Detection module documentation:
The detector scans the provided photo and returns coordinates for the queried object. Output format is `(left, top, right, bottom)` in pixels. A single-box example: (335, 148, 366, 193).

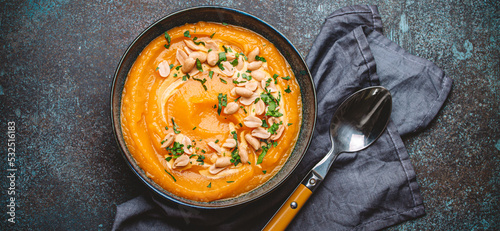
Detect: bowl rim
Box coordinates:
(110, 5, 317, 209)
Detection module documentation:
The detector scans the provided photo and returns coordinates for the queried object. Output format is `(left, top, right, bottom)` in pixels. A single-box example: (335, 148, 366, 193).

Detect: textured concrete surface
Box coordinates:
(0, 0, 498, 230)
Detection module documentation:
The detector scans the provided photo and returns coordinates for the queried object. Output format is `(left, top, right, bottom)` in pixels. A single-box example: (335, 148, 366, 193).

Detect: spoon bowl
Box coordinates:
(264, 86, 392, 231)
(331, 86, 392, 155)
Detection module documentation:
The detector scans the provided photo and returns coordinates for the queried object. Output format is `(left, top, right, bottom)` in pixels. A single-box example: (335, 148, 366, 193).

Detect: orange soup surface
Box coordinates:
(121, 22, 302, 202)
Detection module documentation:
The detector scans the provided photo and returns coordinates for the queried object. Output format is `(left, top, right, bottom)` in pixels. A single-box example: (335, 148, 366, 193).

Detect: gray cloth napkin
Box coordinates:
(113, 5, 452, 230)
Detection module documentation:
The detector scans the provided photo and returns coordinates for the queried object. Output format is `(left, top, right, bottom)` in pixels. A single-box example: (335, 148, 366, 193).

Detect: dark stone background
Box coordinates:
(0, 0, 498, 230)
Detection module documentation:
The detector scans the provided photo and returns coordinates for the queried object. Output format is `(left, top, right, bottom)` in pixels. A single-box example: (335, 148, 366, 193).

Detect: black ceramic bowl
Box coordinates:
(111, 6, 317, 208)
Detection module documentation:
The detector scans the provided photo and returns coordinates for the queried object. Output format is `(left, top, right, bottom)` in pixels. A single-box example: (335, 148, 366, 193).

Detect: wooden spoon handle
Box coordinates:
(263, 183, 313, 231)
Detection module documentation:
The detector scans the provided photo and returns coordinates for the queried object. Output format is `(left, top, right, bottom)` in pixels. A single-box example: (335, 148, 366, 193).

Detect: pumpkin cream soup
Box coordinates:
(121, 22, 302, 202)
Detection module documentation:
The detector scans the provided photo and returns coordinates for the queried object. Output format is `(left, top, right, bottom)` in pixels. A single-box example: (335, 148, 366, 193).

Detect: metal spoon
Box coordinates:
(263, 86, 392, 231)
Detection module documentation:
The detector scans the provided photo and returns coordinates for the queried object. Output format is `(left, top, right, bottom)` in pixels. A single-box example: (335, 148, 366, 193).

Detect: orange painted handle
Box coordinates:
(263, 184, 313, 231)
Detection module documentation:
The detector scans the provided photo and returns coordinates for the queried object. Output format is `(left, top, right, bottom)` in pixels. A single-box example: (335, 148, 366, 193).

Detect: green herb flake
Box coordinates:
(261, 119, 269, 128)
(242, 73, 252, 81)
(167, 141, 184, 155)
(222, 22, 228, 26)
(217, 93, 228, 115)
(257, 147, 268, 165)
(282, 76, 291, 80)
(165, 157, 172, 162)
(226, 181, 234, 183)
(193, 37, 205, 46)
(165, 169, 177, 182)
(169, 64, 174, 69)
(209, 70, 214, 79)
(196, 58, 203, 72)
(285, 85, 291, 93)
(218, 52, 227, 62)
(184, 30, 191, 38)
(193, 76, 208, 91)
(219, 77, 227, 84)
(165, 126, 169, 130)
(215, 139, 219, 143)
(272, 74, 279, 84)
(255, 55, 267, 62)
(210, 32, 216, 38)
(262, 170, 267, 174)
(207, 182, 212, 188)
(175, 65, 182, 70)
(268, 121, 283, 134)
(171, 118, 181, 134)
(192, 126, 197, 130)
(164, 32, 171, 49)
(230, 58, 239, 67)
(287, 123, 293, 126)
(155, 66, 160, 71)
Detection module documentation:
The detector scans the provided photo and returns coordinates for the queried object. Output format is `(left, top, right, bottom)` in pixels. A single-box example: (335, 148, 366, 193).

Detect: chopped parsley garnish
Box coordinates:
(282, 76, 291, 80)
(257, 144, 270, 165)
(196, 154, 205, 165)
(165, 156, 172, 162)
(217, 93, 228, 115)
(193, 76, 208, 91)
(166, 141, 184, 155)
(165, 126, 169, 130)
(169, 64, 174, 69)
(265, 78, 272, 88)
(196, 58, 203, 72)
(164, 32, 171, 49)
(234, 96, 241, 102)
(171, 118, 181, 134)
(242, 73, 252, 81)
(222, 22, 228, 26)
(219, 77, 227, 84)
(173, 73, 178, 77)
(262, 170, 267, 174)
(261, 92, 283, 117)
(230, 148, 241, 166)
(207, 182, 212, 188)
(182, 74, 190, 81)
(214, 139, 219, 143)
(226, 181, 234, 183)
(230, 58, 239, 67)
(255, 55, 267, 62)
(287, 123, 293, 126)
(165, 170, 176, 182)
(233, 80, 246, 84)
(272, 74, 279, 84)
(229, 131, 241, 166)
(155, 66, 160, 71)
(193, 37, 205, 46)
(192, 126, 197, 130)
(218, 52, 227, 62)
(261, 119, 269, 128)
(285, 85, 291, 93)
(209, 70, 214, 79)
(175, 65, 182, 70)
(184, 30, 191, 38)
(210, 32, 216, 38)
(268, 121, 283, 134)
